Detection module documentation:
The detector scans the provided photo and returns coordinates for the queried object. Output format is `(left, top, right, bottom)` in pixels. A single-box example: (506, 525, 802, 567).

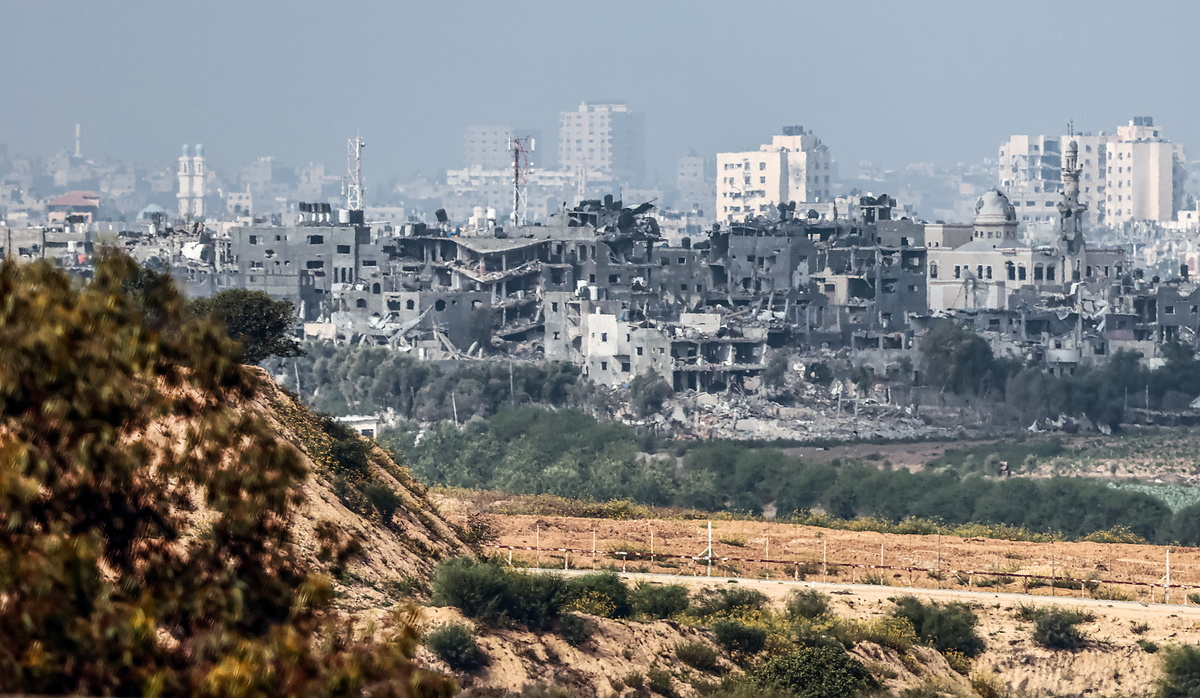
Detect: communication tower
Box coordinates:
(509, 135, 533, 226)
(344, 136, 365, 210)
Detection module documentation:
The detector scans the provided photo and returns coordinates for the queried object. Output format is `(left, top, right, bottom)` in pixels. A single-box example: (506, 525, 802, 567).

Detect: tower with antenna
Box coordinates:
(509, 135, 533, 226)
(344, 136, 365, 211)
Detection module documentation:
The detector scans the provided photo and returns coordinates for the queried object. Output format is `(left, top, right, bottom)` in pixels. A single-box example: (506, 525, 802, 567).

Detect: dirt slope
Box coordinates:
(248, 371, 474, 608)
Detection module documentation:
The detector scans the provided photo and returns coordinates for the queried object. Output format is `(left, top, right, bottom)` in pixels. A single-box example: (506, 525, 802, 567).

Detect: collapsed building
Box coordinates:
(11, 135, 1199, 396)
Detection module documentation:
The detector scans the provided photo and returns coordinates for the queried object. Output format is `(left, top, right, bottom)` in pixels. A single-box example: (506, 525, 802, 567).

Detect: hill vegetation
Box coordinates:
(0, 254, 459, 696)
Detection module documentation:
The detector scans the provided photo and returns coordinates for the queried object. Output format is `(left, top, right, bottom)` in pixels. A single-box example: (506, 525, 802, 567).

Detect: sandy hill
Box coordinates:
(244, 369, 474, 607)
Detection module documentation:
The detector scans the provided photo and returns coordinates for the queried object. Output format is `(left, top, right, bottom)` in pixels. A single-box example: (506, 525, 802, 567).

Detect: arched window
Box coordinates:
(1006, 262, 1015, 281)
(355, 298, 367, 308)
(406, 299, 415, 310)
(372, 282, 381, 294)
(1034, 264, 1044, 281)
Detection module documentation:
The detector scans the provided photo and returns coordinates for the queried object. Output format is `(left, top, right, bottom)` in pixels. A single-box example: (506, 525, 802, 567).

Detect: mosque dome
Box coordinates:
(974, 188, 1017, 224)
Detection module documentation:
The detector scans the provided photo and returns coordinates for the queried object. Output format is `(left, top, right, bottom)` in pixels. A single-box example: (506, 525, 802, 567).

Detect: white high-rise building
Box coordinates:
(1105, 117, 1186, 224)
(998, 117, 1185, 227)
(558, 102, 645, 187)
(715, 126, 832, 224)
(176, 144, 206, 219)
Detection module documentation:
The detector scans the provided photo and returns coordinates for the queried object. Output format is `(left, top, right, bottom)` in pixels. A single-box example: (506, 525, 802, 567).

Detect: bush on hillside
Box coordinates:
(786, 588, 832, 620)
(0, 253, 452, 695)
(711, 619, 767, 659)
(565, 571, 631, 618)
(430, 557, 568, 630)
(675, 641, 720, 673)
(693, 586, 768, 617)
(749, 645, 878, 698)
(1157, 644, 1200, 697)
(891, 596, 984, 657)
(556, 613, 593, 646)
(631, 582, 690, 619)
(1031, 609, 1089, 650)
(425, 623, 486, 671)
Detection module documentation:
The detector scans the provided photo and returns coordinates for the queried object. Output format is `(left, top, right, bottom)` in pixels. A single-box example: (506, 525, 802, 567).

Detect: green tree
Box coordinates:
(629, 371, 673, 417)
(0, 254, 453, 696)
(920, 320, 1000, 395)
(191, 288, 303, 364)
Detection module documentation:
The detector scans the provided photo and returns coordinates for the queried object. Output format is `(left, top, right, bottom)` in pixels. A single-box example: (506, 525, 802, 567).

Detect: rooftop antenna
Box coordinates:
(509, 135, 533, 226)
(345, 135, 365, 210)
(1067, 119, 1075, 139)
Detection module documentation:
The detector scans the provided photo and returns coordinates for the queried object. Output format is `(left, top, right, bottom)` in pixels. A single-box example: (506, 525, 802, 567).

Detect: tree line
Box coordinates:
(391, 406, 1200, 544)
(921, 320, 1200, 429)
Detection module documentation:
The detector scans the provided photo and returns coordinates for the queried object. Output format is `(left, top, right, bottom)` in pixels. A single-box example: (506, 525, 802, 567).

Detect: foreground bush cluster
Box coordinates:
(0, 255, 455, 696)
(428, 558, 999, 695)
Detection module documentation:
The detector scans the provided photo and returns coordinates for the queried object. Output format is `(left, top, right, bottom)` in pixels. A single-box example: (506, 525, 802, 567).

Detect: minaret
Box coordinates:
(1057, 128, 1088, 237)
(192, 144, 206, 219)
(1056, 124, 1089, 276)
(177, 144, 193, 218)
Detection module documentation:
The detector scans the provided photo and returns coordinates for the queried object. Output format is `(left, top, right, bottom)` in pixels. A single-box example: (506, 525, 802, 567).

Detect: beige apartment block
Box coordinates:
(716, 127, 832, 224)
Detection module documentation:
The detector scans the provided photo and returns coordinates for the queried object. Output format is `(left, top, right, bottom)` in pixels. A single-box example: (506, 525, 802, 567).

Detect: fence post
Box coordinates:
(536, 524, 540, 567)
(1166, 548, 1172, 605)
(936, 533, 942, 589)
(592, 528, 597, 570)
(823, 539, 828, 583)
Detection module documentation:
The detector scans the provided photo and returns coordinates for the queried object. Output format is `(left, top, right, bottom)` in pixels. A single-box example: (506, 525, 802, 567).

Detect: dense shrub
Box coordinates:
(556, 613, 593, 646)
(646, 668, 676, 697)
(1031, 609, 1089, 650)
(786, 589, 831, 620)
(1157, 644, 1200, 697)
(565, 571, 631, 618)
(362, 481, 402, 524)
(749, 645, 878, 698)
(891, 596, 984, 657)
(693, 586, 768, 617)
(430, 557, 568, 630)
(711, 619, 767, 659)
(425, 623, 486, 671)
(0, 254, 452, 695)
(675, 641, 720, 672)
(631, 582, 690, 619)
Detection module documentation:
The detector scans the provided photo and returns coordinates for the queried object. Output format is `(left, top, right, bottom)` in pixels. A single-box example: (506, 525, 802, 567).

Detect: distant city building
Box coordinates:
(177, 144, 207, 219)
(47, 190, 99, 227)
(675, 153, 715, 213)
(557, 102, 645, 187)
(464, 126, 520, 171)
(716, 126, 833, 224)
(998, 117, 1186, 227)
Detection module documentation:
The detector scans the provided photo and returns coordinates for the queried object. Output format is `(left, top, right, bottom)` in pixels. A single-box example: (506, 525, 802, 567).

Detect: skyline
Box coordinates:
(2, 1, 1196, 186)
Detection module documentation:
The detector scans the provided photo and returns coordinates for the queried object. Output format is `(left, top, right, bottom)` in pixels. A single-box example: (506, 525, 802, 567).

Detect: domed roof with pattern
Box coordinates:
(974, 188, 1016, 224)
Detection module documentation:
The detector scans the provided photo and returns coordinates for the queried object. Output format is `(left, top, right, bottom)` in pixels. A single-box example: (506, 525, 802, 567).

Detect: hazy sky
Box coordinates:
(3, 1, 1197, 187)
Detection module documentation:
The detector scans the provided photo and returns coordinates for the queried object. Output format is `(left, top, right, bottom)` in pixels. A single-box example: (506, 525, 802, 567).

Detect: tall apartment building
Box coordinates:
(464, 126, 517, 171)
(675, 153, 715, 212)
(715, 126, 832, 225)
(558, 102, 645, 186)
(998, 117, 1185, 226)
(1105, 117, 1187, 224)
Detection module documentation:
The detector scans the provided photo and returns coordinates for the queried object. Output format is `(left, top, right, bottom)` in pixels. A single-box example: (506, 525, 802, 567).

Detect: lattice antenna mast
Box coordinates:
(509, 135, 533, 226)
(345, 135, 365, 210)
